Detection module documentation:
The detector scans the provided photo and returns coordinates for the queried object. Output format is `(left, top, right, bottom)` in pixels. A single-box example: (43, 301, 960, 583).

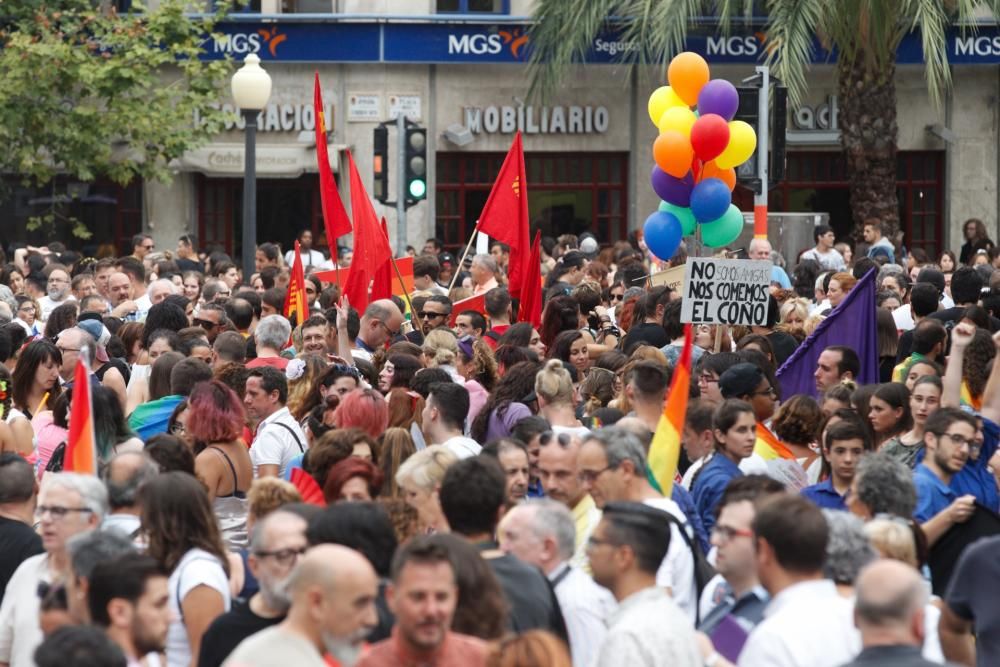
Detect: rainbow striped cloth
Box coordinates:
(648, 323, 693, 496)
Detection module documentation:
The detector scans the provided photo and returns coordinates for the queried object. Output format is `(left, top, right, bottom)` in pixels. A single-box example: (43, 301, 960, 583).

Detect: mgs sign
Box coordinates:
(209, 27, 287, 57)
(706, 35, 762, 57)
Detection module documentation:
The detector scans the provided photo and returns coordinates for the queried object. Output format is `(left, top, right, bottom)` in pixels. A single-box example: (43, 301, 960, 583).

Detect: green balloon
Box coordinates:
(701, 204, 745, 247)
(658, 201, 697, 236)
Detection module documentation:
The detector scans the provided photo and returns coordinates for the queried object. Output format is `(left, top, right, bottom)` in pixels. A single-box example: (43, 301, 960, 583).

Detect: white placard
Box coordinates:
(680, 258, 772, 325)
(476, 231, 490, 255)
(347, 93, 381, 122)
(389, 94, 422, 121)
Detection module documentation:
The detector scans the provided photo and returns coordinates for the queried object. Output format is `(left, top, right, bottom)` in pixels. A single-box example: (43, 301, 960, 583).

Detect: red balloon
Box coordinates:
(690, 114, 730, 162)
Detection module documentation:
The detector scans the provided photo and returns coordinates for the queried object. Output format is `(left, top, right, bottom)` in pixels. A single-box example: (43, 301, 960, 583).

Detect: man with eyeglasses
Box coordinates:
(38, 265, 74, 322)
(354, 299, 404, 363)
(199, 510, 308, 667)
(195, 303, 229, 345)
(577, 427, 700, 622)
(913, 407, 978, 544)
(130, 233, 155, 262)
(418, 295, 451, 336)
(693, 476, 782, 648)
(587, 502, 702, 667)
(0, 473, 107, 667)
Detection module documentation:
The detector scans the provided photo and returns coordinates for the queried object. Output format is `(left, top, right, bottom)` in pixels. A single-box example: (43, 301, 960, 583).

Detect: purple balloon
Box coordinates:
(698, 79, 739, 121)
(650, 166, 694, 207)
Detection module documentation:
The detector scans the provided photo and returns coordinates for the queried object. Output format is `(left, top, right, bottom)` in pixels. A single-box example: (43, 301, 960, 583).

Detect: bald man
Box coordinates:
(841, 559, 942, 667)
(748, 238, 790, 289)
(223, 544, 378, 667)
(353, 299, 404, 362)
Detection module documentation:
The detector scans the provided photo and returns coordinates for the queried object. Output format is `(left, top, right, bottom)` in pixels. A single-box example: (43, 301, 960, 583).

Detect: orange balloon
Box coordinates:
(653, 131, 694, 178)
(702, 160, 736, 190)
(667, 52, 710, 106)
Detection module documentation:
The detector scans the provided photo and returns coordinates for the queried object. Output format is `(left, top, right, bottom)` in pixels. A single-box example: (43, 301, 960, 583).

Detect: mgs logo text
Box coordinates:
(447, 28, 529, 58)
(211, 27, 287, 57)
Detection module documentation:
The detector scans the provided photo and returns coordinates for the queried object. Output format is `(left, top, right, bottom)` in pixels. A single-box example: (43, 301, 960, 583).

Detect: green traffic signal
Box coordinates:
(408, 179, 427, 198)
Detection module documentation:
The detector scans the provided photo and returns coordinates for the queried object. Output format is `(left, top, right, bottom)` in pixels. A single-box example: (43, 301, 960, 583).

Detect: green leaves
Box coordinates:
(0, 0, 232, 188)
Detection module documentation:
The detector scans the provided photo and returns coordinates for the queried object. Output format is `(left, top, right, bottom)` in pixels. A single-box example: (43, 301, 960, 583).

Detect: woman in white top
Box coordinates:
(140, 472, 231, 667)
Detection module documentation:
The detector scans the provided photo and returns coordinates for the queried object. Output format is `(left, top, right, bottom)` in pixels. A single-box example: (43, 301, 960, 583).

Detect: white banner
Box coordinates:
(680, 258, 772, 326)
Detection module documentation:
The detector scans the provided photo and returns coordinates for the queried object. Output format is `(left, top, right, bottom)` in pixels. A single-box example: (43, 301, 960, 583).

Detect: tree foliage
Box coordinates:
(0, 0, 233, 190)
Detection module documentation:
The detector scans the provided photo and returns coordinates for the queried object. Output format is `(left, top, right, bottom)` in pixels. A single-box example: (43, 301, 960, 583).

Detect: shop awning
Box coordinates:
(173, 142, 347, 178)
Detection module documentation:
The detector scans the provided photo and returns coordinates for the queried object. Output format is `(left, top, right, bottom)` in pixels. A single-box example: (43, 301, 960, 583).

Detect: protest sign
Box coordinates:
(680, 258, 771, 325)
(649, 265, 686, 292)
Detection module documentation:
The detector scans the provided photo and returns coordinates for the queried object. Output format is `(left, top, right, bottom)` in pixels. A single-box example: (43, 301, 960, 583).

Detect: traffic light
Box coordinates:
(372, 125, 388, 203)
(733, 85, 787, 194)
(404, 125, 427, 207)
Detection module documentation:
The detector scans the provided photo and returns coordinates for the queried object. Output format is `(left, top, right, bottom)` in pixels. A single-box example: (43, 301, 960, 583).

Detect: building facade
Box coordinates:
(7, 1, 1000, 260)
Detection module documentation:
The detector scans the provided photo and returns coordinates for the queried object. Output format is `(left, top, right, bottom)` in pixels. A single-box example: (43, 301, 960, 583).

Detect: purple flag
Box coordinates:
(776, 268, 878, 397)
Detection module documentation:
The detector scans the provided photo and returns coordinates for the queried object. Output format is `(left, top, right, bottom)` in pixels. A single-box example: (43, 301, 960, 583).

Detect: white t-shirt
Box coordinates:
(167, 549, 231, 667)
(0, 553, 49, 667)
(251, 407, 308, 477)
(38, 294, 75, 321)
(644, 497, 697, 623)
(441, 435, 482, 459)
(800, 247, 846, 272)
(284, 248, 329, 270)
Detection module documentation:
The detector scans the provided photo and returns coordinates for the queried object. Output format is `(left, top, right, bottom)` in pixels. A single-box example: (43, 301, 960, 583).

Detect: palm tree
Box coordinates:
(528, 0, 997, 240)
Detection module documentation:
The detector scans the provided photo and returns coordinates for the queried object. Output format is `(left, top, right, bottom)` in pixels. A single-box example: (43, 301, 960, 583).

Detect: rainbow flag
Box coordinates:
(754, 421, 796, 460)
(65, 355, 97, 474)
(284, 239, 308, 326)
(648, 323, 693, 496)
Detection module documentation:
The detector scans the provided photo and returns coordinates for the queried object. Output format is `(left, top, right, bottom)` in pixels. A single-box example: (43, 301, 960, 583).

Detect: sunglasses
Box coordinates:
(419, 311, 447, 319)
(610, 293, 624, 302)
(539, 431, 572, 448)
(194, 318, 219, 329)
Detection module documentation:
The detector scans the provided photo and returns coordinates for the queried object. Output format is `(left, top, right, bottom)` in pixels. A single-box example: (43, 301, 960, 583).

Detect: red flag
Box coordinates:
(371, 218, 393, 302)
(517, 231, 543, 329)
(65, 356, 97, 474)
(343, 151, 392, 311)
(283, 240, 308, 326)
(476, 132, 530, 299)
(449, 293, 487, 327)
(314, 73, 352, 243)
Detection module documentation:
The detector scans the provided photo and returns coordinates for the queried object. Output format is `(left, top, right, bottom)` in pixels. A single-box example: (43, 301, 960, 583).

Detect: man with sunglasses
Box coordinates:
(913, 407, 978, 544)
(130, 234, 154, 262)
(354, 299, 404, 363)
(199, 510, 308, 667)
(418, 295, 451, 336)
(195, 303, 229, 344)
(0, 473, 107, 667)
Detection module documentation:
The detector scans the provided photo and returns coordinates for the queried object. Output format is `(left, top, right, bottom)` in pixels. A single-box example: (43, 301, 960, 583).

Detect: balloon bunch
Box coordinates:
(643, 52, 758, 262)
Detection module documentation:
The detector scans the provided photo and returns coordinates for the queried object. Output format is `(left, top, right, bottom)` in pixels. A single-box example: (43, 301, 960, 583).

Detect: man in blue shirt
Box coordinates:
(913, 407, 977, 545)
(802, 420, 870, 511)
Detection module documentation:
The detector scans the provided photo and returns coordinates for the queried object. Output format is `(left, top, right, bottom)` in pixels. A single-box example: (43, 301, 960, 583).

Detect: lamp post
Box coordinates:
(231, 54, 272, 285)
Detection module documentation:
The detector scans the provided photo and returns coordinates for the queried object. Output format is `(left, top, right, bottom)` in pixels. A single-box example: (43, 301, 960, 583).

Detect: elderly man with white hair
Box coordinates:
(0, 473, 108, 667)
(748, 238, 791, 289)
(470, 253, 499, 296)
(499, 499, 616, 667)
(247, 314, 292, 371)
(136, 278, 178, 321)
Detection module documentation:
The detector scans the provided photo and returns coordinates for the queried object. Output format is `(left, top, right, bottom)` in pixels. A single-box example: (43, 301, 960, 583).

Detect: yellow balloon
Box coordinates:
(647, 86, 686, 126)
(714, 120, 757, 169)
(657, 106, 697, 137)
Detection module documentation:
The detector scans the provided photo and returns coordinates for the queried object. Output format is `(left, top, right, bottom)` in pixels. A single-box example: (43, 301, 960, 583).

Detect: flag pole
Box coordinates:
(388, 255, 415, 318)
(448, 225, 479, 293)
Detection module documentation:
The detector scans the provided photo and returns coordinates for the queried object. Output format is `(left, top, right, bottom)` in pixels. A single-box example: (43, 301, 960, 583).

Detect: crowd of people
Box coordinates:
(0, 220, 999, 667)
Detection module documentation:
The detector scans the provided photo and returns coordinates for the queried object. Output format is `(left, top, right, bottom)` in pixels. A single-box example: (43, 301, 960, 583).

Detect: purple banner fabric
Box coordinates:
(776, 268, 878, 397)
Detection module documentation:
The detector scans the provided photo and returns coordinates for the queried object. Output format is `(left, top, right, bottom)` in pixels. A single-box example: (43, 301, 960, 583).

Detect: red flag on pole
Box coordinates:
(314, 73, 351, 244)
(343, 151, 392, 311)
(518, 231, 543, 329)
(64, 355, 97, 475)
(283, 240, 308, 326)
(371, 218, 393, 302)
(476, 132, 530, 299)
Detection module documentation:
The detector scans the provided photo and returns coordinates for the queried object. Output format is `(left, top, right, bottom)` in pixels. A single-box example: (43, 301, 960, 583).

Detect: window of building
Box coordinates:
(436, 0, 509, 14)
(767, 150, 944, 258)
(197, 174, 332, 257)
(436, 152, 627, 250)
(0, 178, 142, 256)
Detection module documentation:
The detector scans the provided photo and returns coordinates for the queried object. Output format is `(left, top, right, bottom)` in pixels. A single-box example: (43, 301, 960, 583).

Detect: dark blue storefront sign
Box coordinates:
(203, 19, 1000, 66)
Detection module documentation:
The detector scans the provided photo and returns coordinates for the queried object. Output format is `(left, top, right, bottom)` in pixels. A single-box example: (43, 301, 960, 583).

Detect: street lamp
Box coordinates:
(231, 53, 272, 285)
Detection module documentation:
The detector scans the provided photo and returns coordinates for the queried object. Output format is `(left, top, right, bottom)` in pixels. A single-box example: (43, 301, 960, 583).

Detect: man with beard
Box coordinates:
(223, 544, 378, 667)
(199, 511, 308, 667)
(87, 553, 171, 666)
(38, 265, 74, 321)
(913, 407, 978, 545)
(356, 536, 487, 667)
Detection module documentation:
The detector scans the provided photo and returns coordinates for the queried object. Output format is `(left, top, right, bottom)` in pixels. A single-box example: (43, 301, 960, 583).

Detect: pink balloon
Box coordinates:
(690, 114, 730, 162)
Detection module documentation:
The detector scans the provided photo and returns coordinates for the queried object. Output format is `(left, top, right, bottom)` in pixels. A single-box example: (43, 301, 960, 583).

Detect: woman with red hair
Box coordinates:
(323, 457, 384, 503)
(188, 379, 253, 548)
(332, 388, 388, 440)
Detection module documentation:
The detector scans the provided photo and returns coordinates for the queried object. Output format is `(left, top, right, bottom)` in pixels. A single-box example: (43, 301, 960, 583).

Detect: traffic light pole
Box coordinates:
(753, 65, 769, 239)
(395, 113, 407, 257)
